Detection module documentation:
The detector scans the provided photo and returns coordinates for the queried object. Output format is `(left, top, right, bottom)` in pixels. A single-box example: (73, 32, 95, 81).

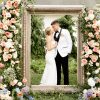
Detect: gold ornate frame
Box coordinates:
(22, 4, 84, 92)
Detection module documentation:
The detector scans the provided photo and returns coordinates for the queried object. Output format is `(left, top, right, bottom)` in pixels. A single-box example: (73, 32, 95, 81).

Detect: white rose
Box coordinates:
(87, 72, 91, 75)
(87, 49, 93, 54)
(88, 14, 95, 20)
(8, 33, 13, 38)
(5, 41, 13, 48)
(83, 89, 87, 94)
(15, 12, 19, 17)
(17, 82, 22, 86)
(10, 25, 16, 29)
(96, 62, 99, 66)
(13, 52, 17, 59)
(2, 19, 10, 26)
(11, 60, 15, 65)
(88, 77, 95, 87)
(6, 12, 11, 18)
(10, 48, 16, 52)
(0, 29, 4, 34)
(19, 44, 22, 48)
(94, 69, 99, 74)
(95, 42, 99, 46)
(97, 20, 100, 26)
(14, 30, 19, 34)
(3, 84, 7, 88)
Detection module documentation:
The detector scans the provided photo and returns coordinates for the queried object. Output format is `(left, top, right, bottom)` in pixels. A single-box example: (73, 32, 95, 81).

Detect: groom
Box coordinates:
(51, 20, 72, 85)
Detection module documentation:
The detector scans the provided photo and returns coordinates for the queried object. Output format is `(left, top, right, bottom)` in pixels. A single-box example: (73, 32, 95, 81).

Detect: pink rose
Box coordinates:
(88, 40, 95, 47)
(84, 54, 89, 58)
(13, 1, 19, 8)
(5, 0, 13, 9)
(93, 58, 98, 63)
(84, 46, 89, 51)
(10, 79, 18, 86)
(93, 47, 99, 53)
(95, 32, 99, 35)
(0, 22, 3, 29)
(5, 32, 13, 38)
(0, 63, 5, 68)
(3, 48, 9, 53)
(88, 10, 94, 14)
(8, 54, 12, 59)
(81, 59, 87, 66)
(96, 34, 100, 39)
(90, 55, 98, 62)
(3, 25, 8, 30)
(22, 78, 27, 84)
(10, 18, 16, 24)
(0, 41, 6, 47)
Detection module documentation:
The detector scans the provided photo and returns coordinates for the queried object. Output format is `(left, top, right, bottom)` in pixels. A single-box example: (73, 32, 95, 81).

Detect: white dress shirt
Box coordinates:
(57, 28, 72, 57)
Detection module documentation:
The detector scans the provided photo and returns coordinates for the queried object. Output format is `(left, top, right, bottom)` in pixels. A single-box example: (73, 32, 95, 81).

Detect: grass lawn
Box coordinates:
(31, 57, 77, 85)
(33, 93, 79, 100)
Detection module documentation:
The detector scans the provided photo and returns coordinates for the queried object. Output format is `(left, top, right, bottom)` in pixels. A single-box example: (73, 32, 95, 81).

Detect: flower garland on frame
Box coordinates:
(80, 8, 100, 99)
(0, 0, 34, 99)
(0, 0, 22, 83)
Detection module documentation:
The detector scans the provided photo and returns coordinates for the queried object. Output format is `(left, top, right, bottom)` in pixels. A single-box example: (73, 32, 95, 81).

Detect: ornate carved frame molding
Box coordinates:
(22, 4, 84, 92)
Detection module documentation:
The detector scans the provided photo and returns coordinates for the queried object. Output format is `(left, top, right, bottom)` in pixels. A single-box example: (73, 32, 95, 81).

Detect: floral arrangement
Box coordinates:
(0, 76, 34, 100)
(0, 0, 22, 83)
(0, 0, 34, 99)
(80, 8, 100, 100)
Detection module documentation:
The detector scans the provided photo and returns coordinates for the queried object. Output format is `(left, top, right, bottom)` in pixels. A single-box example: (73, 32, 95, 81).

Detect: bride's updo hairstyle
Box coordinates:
(45, 27, 52, 36)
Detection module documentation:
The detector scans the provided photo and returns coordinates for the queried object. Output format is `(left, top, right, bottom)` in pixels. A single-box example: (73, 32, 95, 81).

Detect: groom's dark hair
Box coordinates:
(51, 20, 59, 25)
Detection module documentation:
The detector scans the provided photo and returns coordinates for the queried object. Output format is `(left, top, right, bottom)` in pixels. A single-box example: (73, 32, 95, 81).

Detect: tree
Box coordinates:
(31, 15, 45, 58)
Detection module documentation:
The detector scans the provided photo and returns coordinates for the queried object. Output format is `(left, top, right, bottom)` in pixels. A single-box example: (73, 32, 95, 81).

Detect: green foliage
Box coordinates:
(31, 58, 45, 74)
(32, 92, 79, 100)
(31, 15, 45, 58)
(58, 15, 77, 58)
(3, 67, 16, 85)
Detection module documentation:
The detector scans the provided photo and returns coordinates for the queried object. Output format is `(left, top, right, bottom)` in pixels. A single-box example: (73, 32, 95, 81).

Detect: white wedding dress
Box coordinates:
(40, 41, 57, 85)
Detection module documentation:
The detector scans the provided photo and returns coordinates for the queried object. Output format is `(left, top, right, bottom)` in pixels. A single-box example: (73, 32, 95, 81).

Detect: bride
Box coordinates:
(40, 27, 57, 85)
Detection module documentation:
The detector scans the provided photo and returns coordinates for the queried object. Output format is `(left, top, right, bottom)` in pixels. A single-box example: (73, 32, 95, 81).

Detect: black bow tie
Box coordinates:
(54, 28, 62, 42)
